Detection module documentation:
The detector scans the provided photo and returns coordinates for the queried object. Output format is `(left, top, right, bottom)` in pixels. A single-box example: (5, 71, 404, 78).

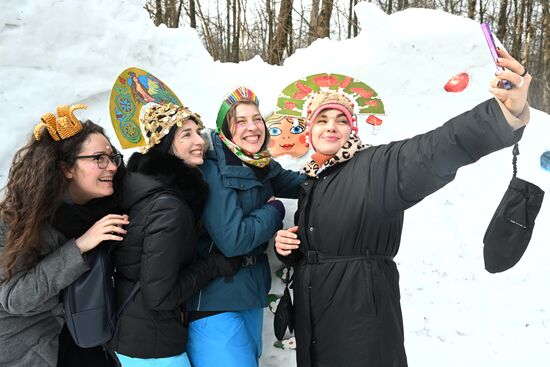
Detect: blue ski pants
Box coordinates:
(187, 308, 263, 367)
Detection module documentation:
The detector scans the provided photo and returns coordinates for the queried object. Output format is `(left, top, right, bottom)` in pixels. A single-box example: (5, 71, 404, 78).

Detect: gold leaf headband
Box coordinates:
(139, 102, 204, 153)
(33, 104, 87, 141)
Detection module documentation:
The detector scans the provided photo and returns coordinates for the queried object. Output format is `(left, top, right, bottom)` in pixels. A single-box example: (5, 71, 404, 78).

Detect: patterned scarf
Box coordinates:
(218, 131, 272, 168)
(302, 131, 369, 177)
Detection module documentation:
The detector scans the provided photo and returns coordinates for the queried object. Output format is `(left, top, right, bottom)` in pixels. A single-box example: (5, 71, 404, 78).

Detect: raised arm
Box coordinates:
(364, 51, 530, 216)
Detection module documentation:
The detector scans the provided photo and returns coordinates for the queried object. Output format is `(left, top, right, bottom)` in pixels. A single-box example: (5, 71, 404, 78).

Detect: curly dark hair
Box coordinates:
(0, 121, 124, 281)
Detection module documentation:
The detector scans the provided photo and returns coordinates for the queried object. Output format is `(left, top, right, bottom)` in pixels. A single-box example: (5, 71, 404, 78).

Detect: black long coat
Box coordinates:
(282, 99, 523, 367)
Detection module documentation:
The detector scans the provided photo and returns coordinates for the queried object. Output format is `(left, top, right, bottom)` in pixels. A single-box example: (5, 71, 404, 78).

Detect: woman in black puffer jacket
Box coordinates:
(111, 103, 242, 367)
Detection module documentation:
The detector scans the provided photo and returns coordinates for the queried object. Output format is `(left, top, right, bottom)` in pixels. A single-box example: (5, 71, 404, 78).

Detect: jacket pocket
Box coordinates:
(361, 261, 377, 316)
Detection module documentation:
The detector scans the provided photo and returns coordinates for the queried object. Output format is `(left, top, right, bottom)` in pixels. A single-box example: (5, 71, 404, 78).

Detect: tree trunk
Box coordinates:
(226, 0, 231, 61)
(522, 0, 533, 66)
(387, 0, 393, 14)
(468, 0, 476, 19)
(155, 0, 163, 26)
(543, 0, 550, 112)
(316, 0, 334, 38)
(267, 0, 274, 55)
(287, 4, 294, 57)
(268, 0, 293, 64)
(189, 0, 197, 28)
(348, 0, 353, 38)
(347, 0, 358, 38)
(175, 0, 184, 27)
(478, 0, 485, 23)
(511, 0, 525, 59)
(496, 0, 508, 41)
(231, 0, 240, 62)
(165, 0, 178, 27)
(309, 0, 320, 43)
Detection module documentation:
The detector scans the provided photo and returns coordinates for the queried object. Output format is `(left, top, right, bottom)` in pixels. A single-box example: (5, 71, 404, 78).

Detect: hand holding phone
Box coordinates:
(481, 23, 512, 90)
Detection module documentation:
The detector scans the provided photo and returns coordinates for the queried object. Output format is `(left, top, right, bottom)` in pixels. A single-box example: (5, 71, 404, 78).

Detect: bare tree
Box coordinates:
(522, 0, 534, 66)
(231, 0, 241, 62)
(347, 0, 359, 38)
(467, 0, 476, 19)
(396, 0, 406, 11)
(309, 0, 321, 42)
(142, 0, 550, 115)
(316, 0, 335, 38)
(511, 0, 525, 58)
(268, 0, 294, 64)
(188, 0, 197, 28)
(266, 0, 275, 54)
(496, 0, 508, 41)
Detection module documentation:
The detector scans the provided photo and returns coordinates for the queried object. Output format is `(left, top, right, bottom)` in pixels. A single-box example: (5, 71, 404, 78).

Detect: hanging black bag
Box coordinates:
(483, 143, 545, 273)
(274, 266, 295, 341)
(63, 243, 140, 348)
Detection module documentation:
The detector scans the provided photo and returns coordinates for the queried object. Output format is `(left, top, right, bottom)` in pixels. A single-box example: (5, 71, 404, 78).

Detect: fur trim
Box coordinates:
(127, 151, 209, 219)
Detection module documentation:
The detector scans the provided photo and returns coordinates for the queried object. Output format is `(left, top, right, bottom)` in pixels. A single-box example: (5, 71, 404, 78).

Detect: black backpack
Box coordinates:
(62, 243, 139, 348)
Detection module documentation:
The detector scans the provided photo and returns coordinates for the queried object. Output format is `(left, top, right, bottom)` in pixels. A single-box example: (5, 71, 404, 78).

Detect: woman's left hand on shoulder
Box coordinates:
(489, 48, 531, 126)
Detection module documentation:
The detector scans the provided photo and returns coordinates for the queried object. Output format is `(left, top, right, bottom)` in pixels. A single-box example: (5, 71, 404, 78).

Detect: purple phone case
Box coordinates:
(481, 23, 512, 90)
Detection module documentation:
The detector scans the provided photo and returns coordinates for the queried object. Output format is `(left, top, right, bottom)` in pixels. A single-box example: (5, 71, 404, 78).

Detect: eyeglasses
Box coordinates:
(74, 153, 123, 169)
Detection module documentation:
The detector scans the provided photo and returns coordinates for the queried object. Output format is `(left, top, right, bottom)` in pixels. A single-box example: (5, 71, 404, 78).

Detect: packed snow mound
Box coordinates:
(1, 1, 549, 366)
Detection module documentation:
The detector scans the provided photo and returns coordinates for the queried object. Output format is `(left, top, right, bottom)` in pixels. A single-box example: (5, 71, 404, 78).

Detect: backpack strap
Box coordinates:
(117, 281, 140, 319)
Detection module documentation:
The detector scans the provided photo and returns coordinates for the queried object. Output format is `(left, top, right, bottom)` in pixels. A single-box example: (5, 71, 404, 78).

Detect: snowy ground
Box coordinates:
(1, 1, 549, 366)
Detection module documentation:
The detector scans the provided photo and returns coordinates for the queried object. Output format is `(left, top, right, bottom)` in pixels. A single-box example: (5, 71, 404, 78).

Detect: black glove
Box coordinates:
(206, 252, 242, 278)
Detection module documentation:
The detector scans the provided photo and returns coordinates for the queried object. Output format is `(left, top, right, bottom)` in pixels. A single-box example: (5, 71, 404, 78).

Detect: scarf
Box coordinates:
(52, 196, 119, 238)
(218, 131, 271, 168)
(302, 131, 369, 177)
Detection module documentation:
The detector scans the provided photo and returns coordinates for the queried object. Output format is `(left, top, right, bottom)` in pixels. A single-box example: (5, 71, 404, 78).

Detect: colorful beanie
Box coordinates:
(139, 102, 203, 153)
(215, 86, 260, 131)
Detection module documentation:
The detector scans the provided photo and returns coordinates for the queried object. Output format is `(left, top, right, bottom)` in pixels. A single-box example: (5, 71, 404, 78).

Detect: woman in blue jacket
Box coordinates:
(187, 87, 304, 367)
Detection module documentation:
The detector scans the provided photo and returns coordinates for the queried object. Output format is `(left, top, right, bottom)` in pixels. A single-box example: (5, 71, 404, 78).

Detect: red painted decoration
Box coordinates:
(444, 72, 469, 92)
(285, 101, 297, 110)
(350, 88, 373, 99)
(366, 115, 383, 126)
(313, 75, 339, 87)
(340, 77, 352, 89)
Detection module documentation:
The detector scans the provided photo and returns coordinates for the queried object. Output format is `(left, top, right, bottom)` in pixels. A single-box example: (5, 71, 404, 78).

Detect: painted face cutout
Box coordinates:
(266, 115, 309, 158)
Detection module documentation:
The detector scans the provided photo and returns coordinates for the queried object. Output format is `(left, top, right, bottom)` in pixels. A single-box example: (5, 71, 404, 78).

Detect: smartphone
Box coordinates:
(481, 23, 512, 90)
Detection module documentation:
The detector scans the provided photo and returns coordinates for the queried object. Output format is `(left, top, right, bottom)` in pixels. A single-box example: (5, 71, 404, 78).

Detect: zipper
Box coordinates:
(196, 241, 214, 310)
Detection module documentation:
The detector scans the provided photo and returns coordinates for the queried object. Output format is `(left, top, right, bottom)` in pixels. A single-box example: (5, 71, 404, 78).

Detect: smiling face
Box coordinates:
(171, 119, 205, 166)
(267, 115, 309, 158)
(64, 133, 118, 204)
(310, 108, 352, 155)
(229, 103, 266, 154)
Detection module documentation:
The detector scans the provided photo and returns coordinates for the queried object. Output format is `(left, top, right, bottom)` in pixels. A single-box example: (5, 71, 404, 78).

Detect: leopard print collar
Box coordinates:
(302, 132, 369, 177)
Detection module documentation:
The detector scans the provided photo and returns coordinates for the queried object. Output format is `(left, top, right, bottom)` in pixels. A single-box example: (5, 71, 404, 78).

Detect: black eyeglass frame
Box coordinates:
(74, 153, 124, 169)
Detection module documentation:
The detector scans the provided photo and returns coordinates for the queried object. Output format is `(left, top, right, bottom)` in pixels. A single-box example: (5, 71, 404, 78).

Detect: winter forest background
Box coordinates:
(1, 0, 550, 366)
(150, 0, 550, 114)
